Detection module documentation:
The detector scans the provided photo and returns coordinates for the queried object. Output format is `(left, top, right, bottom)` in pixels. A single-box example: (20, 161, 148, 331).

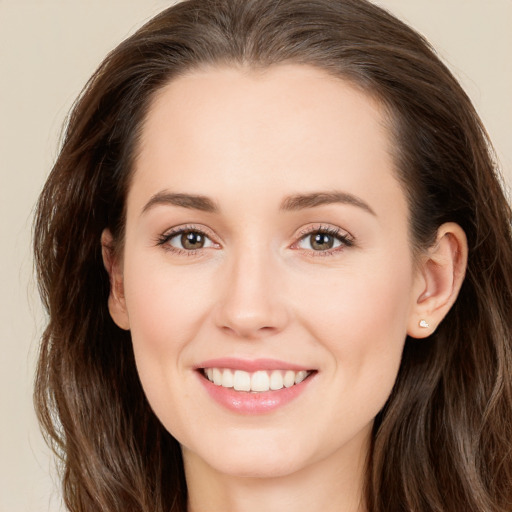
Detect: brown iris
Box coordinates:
(181, 231, 205, 250)
(310, 233, 335, 250)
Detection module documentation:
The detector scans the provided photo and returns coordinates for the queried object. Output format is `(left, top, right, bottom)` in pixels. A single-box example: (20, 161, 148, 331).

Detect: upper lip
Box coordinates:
(195, 357, 314, 372)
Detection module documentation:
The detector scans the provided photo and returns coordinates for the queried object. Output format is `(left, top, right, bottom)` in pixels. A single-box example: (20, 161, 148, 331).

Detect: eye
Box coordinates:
(157, 227, 217, 252)
(171, 230, 210, 250)
(295, 226, 353, 253)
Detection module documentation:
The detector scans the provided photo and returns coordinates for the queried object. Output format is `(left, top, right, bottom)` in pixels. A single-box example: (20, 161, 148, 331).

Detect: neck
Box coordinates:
(183, 430, 369, 512)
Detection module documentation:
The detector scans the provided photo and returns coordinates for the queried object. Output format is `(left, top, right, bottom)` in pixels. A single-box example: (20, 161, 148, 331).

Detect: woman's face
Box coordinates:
(113, 65, 425, 479)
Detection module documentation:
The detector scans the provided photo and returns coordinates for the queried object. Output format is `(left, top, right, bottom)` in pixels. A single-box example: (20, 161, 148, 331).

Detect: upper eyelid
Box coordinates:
(162, 224, 217, 239)
(296, 224, 353, 240)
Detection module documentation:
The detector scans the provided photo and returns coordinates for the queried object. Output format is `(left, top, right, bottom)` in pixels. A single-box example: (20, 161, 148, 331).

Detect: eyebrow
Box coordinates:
(280, 191, 376, 215)
(141, 190, 375, 216)
(141, 192, 219, 214)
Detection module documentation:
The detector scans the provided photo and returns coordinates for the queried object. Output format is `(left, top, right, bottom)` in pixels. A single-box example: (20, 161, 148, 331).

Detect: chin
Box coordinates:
(182, 432, 314, 480)
(209, 452, 307, 479)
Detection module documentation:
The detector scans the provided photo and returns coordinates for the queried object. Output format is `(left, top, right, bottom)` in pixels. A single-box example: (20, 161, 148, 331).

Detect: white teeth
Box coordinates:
(221, 369, 234, 388)
(295, 370, 308, 384)
(233, 370, 251, 391)
(269, 370, 284, 390)
(203, 368, 311, 392)
(251, 371, 270, 392)
(212, 368, 223, 386)
(283, 370, 295, 388)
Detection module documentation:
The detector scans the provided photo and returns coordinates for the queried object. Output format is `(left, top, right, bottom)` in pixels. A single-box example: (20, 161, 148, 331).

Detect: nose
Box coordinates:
(213, 246, 289, 339)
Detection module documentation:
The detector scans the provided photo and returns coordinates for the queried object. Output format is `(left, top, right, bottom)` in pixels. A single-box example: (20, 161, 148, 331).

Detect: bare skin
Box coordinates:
(103, 64, 467, 512)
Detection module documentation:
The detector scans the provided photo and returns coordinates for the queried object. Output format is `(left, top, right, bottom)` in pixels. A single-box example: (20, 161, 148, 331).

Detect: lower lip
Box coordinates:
(197, 371, 315, 415)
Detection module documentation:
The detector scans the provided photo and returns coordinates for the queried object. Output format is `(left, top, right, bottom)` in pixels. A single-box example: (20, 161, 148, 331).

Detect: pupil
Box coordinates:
(181, 231, 204, 249)
(312, 233, 333, 250)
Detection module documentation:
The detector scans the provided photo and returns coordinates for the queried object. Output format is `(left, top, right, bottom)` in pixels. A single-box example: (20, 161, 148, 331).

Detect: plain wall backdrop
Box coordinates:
(1, 1, 510, 511)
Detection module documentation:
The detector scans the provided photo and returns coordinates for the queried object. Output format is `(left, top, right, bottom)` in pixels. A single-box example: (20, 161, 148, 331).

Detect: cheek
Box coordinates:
(301, 258, 412, 329)
(295, 256, 414, 386)
(121, 256, 218, 437)
(293, 263, 413, 442)
(120, 254, 215, 404)
(123, 254, 212, 347)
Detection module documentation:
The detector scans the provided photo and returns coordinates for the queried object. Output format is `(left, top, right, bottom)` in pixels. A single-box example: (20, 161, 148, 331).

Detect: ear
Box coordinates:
(101, 229, 130, 330)
(407, 222, 468, 339)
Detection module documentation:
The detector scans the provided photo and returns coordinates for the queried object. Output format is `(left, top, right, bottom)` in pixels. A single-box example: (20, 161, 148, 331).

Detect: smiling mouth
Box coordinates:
(201, 368, 314, 393)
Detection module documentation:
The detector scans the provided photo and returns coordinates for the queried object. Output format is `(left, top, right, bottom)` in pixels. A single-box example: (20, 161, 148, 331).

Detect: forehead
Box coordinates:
(130, 64, 405, 221)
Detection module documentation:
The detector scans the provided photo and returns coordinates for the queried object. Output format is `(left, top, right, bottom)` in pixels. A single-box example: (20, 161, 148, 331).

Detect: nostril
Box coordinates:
(220, 323, 279, 339)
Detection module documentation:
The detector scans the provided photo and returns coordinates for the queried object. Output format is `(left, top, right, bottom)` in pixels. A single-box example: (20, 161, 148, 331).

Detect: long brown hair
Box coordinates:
(33, 0, 512, 510)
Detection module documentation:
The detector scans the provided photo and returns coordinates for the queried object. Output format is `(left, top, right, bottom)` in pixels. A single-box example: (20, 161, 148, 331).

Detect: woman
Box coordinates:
(33, 0, 512, 511)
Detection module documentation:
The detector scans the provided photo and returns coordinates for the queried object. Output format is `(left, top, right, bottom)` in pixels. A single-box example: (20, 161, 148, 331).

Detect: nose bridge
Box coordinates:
(215, 239, 288, 338)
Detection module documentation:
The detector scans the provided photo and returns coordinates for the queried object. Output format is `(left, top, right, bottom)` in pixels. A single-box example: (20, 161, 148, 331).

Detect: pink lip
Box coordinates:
(196, 357, 311, 372)
(195, 359, 316, 415)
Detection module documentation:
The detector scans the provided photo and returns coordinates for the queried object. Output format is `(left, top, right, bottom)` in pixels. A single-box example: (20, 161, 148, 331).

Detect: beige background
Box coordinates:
(1, 1, 510, 511)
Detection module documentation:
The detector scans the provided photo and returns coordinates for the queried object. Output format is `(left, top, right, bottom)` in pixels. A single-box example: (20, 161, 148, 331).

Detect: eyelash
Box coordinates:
(292, 225, 354, 258)
(155, 225, 218, 256)
(155, 224, 354, 257)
